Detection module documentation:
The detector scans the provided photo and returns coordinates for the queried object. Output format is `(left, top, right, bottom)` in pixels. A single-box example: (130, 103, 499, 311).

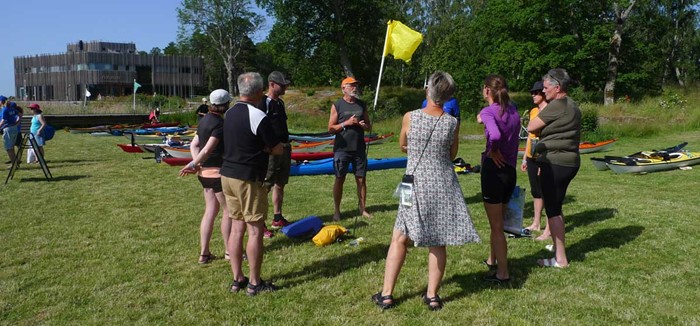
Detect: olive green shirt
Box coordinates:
(534, 96, 581, 167)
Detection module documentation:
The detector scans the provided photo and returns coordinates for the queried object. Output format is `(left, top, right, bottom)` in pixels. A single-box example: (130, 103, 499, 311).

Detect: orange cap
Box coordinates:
(341, 77, 359, 86)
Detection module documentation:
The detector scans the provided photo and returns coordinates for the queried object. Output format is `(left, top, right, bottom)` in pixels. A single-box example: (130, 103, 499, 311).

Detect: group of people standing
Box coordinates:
(373, 69, 581, 311)
(0, 96, 48, 166)
(176, 68, 581, 305)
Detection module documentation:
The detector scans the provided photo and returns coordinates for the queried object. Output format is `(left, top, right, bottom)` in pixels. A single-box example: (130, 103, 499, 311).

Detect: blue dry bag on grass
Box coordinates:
(281, 216, 323, 239)
(504, 186, 527, 236)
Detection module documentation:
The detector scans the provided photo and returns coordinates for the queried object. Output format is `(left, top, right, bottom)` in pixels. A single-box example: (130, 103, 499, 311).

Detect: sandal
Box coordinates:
(246, 279, 277, 296)
(371, 292, 395, 310)
(483, 273, 511, 284)
(229, 276, 249, 293)
(482, 259, 497, 271)
(421, 293, 443, 311)
(198, 253, 216, 264)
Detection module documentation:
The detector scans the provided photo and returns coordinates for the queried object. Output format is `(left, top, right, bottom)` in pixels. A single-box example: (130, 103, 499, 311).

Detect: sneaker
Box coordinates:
(271, 218, 290, 229)
(263, 229, 274, 238)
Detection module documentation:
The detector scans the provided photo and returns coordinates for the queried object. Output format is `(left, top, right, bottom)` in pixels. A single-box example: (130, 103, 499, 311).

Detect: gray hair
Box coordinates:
(543, 68, 571, 92)
(237, 72, 264, 97)
(426, 71, 456, 106)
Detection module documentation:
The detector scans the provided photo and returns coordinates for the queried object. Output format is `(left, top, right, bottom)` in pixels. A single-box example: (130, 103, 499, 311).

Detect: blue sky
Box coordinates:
(1, 0, 271, 98)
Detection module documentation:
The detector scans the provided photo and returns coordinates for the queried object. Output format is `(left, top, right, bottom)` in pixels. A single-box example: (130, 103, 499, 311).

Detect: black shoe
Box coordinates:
(421, 293, 443, 311)
(482, 259, 497, 271)
(483, 273, 510, 284)
(371, 292, 395, 310)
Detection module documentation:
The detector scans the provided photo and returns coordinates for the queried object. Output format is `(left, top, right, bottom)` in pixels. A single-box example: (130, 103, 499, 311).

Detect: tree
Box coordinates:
(258, 0, 394, 84)
(163, 42, 180, 55)
(178, 0, 264, 94)
(150, 47, 163, 56)
(604, 0, 637, 105)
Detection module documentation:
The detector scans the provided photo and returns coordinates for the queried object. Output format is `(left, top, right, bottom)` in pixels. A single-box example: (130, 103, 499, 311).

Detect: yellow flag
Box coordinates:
(383, 20, 423, 62)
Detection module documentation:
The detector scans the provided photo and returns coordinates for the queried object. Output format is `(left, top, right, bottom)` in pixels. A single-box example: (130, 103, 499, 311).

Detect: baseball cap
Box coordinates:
(209, 89, 231, 105)
(0, 95, 6, 103)
(341, 77, 359, 86)
(530, 81, 544, 93)
(202, 97, 207, 102)
(28, 103, 41, 110)
(268, 71, 291, 86)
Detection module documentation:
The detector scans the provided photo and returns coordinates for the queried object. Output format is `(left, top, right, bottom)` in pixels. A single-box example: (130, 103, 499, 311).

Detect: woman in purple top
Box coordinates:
(478, 75, 521, 283)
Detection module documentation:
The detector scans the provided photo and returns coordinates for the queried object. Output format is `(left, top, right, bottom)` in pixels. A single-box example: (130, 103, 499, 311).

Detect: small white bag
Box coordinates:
(27, 148, 38, 164)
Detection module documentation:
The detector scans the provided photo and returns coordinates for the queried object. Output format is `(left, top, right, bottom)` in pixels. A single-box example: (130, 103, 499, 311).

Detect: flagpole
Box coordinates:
(133, 79, 136, 113)
(372, 20, 392, 112)
(83, 87, 87, 108)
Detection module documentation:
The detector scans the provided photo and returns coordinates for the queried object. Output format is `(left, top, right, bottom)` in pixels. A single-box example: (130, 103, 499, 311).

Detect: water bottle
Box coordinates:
(347, 237, 365, 247)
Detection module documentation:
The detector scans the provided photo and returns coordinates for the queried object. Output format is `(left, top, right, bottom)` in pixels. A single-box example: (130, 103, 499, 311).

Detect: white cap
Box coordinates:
(208, 89, 231, 105)
(202, 97, 207, 102)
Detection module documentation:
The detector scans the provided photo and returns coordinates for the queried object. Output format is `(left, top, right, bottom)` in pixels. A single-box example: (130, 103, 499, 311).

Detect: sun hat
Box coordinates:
(209, 89, 231, 105)
(268, 71, 291, 86)
(28, 103, 41, 110)
(341, 77, 359, 87)
(530, 81, 544, 93)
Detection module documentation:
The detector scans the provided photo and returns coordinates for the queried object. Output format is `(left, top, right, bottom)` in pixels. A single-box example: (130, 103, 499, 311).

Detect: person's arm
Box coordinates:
(527, 117, 546, 133)
(189, 135, 201, 159)
(399, 112, 411, 153)
(328, 104, 343, 134)
(450, 120, 460, 160)
(37, 115, 47, 134)
(359, 108, 371, 131)
(481, 110, 506, 168)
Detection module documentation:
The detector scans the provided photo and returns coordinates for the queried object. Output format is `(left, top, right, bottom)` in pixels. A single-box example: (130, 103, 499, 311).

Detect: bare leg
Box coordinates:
(37, 146, 45, 160)
(333, 176, 346, 221)
(355, 176, 372, 218)
(538, 215, 569, 267)
(272, 184, 285, 215)
(6, 149, 16, 163)
(380, 229, 410, 303)
(427, 246, 446, 300)
(228, 219, 246, 281)
(484, 202, 509, 280)
(246, 219, 266, 285)
(526, 198, 544, 231)
(199, 188, 220, 258)
(215, 192, 231, 257)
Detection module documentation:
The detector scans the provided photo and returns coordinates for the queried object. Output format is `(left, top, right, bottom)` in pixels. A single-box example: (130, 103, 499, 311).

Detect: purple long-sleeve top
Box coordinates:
(480, 102, 521, 167)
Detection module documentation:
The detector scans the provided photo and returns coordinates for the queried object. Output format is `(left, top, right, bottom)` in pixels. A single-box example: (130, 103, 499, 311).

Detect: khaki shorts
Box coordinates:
(221, 176, 268, 222)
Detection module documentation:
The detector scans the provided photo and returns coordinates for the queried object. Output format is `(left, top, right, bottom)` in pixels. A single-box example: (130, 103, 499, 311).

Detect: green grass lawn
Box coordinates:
(1, 127, 699, 324)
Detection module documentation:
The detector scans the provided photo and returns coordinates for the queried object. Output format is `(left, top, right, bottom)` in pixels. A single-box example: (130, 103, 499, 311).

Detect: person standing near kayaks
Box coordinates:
(328, 77, 372, 221)
(527, 68, 581, 268)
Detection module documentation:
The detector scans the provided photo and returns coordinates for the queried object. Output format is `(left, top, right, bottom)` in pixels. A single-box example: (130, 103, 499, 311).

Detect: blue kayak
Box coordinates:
(290, 157, 407, 176)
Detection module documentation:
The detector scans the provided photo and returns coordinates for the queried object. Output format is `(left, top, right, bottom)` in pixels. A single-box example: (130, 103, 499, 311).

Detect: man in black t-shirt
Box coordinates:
(261, 71, 292, 234)
(327, 77, 372, 221)
(196, 98, 209, 122)
(221, 72, 282, 295)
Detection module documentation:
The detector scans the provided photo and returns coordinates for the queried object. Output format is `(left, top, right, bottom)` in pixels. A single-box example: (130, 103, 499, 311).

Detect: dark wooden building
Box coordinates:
(14, 41, 205, 101)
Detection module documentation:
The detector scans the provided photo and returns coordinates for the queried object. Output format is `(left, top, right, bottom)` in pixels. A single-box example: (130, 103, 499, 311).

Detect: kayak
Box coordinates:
(291, 151, 334, 162)
(163, 146, 192, 159)
(365, 133, 394, 145)
(142, 122, 180, 128)
(290, 157, 407, 176)
(606, 151, 700, 174)
(162, 157, 191, 166)
(292, 140, 333, 153)
(590, 142, 688, 171)
(117, 144, 144, 153)
(518, 139, 617, 157)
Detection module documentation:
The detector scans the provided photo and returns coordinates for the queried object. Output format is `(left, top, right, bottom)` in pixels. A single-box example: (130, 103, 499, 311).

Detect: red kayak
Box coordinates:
(142, 122, 180, 128)
(291, 151, 334, 162)
(162, 157, 192, 166)
(117, 144, 144, 153)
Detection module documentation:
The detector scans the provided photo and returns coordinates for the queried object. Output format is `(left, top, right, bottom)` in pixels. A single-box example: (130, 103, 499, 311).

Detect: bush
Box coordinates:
(580, 107, 599, 133)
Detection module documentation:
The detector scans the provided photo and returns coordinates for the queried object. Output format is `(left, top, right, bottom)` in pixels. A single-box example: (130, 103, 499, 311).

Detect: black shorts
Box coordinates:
(198, 175, 223, 193)
(480, 158, 516, 204)
(526, 157, 542, 199)
(265, 143, 291, 186)
(536, 162, 579, 218)
(333, 151, 367, 178)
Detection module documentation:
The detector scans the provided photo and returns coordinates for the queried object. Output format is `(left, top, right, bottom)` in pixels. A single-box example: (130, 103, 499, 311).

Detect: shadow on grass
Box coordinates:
(19, 175, 89, 182)
(270, 243, 389, 289)
(313, 203, 397, 223)
(565, 208, 618, 233)
(441, 224, 644, 305)
(45, 159, 105, 164)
